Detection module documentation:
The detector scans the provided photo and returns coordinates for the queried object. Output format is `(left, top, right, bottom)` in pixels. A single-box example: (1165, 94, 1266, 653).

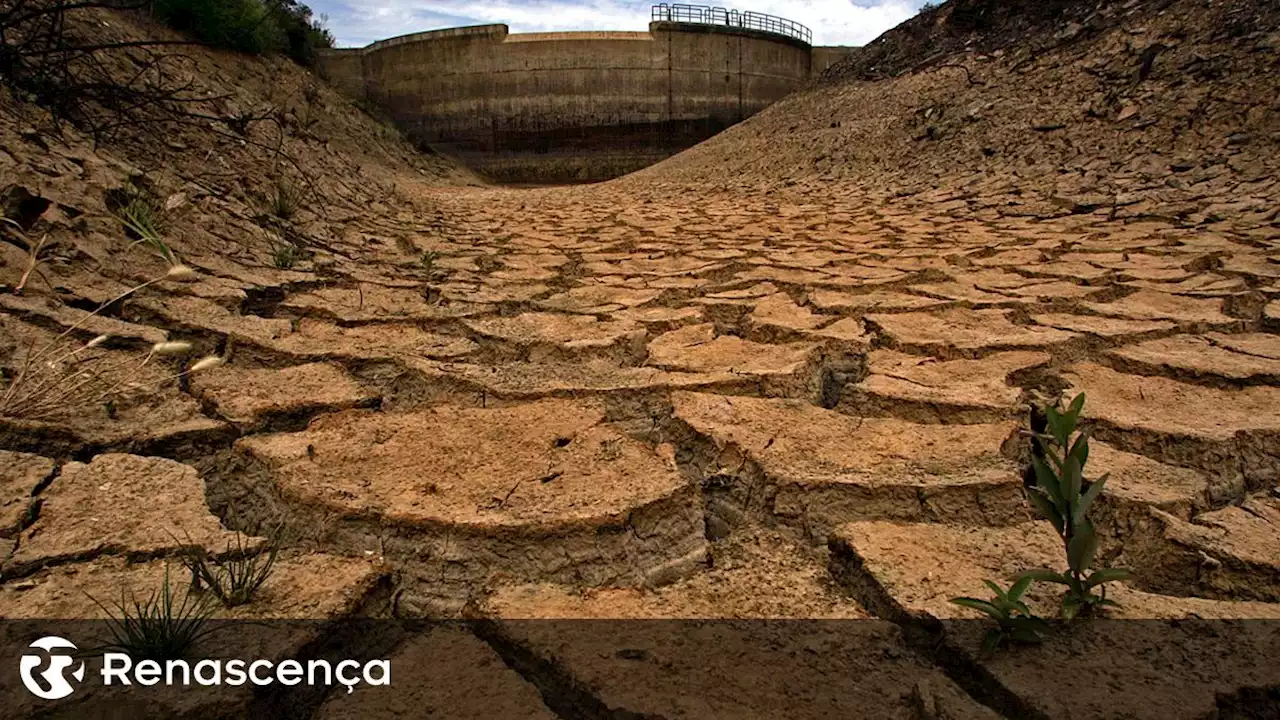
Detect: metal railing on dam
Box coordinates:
(651, 3, 813, 45)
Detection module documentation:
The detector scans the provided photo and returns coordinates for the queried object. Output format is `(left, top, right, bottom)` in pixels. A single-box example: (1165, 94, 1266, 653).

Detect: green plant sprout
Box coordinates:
(88, 565, 217, 661)
(1018, 392, 1132, 620)
(271, 241, 298, 269)
(951, 576, 1050, 656)
(117, 195, 176, 265)
(178, 530, 281, 607)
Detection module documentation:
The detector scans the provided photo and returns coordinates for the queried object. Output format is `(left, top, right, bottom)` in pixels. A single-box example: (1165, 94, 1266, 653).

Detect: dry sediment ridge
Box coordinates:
(0, 0, 1279, 716)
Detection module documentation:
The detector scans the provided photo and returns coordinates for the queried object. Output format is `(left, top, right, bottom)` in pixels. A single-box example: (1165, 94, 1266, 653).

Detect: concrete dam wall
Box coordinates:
(317, 18, 853, 183)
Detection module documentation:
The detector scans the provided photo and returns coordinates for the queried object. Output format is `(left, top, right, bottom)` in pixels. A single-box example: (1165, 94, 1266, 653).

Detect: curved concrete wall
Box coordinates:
(318, 23, 853, 183)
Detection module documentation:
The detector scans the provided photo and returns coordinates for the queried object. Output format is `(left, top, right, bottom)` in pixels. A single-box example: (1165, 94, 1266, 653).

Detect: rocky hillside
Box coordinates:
(1, 5, 478, 305)
(634, 0, 1279, 231)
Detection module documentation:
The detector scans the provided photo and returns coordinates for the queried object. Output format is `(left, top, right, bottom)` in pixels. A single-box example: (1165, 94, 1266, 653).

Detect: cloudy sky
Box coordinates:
(305, 1, 929, 48)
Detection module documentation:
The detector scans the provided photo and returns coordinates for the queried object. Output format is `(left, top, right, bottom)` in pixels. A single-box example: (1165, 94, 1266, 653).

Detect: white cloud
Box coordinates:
(309, 1, 925, 48)
(736, 0, 920, 45)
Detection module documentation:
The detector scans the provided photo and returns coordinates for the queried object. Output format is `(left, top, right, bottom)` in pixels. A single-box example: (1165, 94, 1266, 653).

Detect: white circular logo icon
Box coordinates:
(20, 636, 85, 700)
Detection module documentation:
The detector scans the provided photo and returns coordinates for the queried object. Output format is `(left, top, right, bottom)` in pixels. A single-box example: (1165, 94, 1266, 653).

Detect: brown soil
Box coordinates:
(1, 0, 1278, 717)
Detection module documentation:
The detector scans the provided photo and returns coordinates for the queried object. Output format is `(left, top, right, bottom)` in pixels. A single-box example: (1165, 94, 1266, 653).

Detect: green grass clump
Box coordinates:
(116, 195, 175, 265)
(179, 531, 281, 608)
(91, 566, 217, 661)
(267, 180, 304, 221)
(271, 241, 298, 269)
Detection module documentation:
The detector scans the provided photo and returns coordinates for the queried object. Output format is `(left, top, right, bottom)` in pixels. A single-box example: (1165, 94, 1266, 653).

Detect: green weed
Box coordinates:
(1017, 392, 1132, 619)
(267, 180, 304, 221)
(950, 392, 1133, 654)
(89, 565, 217, 661)
(271, 241, 298, 269)
(117, 195, 175, 265)
(951, 576, 1050, 656)
(179, 531, 281, 608)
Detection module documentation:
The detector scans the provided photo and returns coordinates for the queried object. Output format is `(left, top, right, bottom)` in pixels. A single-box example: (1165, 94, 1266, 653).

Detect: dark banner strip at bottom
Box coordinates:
(1, 619, 1277, 719)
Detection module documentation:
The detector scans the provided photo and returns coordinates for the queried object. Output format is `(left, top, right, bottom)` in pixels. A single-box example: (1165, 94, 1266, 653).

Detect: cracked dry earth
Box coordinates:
(4, 176, 1279, 718)
(2, 2, 1280, 718)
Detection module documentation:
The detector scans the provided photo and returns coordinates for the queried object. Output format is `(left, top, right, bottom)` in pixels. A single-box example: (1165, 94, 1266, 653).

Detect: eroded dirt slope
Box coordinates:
(1, 0, 1278, 717)
(636, 0, 1279, 228)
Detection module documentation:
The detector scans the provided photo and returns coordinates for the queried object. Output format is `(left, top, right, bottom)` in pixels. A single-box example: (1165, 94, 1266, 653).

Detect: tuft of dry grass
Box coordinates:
(0, 335, 223, 421)
(0, 265, 223, 421)
(2, 216, 53, 296)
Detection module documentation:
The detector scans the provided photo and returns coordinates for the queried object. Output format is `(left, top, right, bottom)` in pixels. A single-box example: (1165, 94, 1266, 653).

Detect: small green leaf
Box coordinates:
(1069, 393, 1085, 414)
(1064, 455, 1083, 503)
(1074, 474, 1109, 525)
(1085, 567, 1133, 589)
(1064, 393, 1085, 431)
(1007, 575, 1035, 602)
(1067, 426, 1091, 466)
(1016, 569, 1070, 585)
(1059, 415, 1075, 447)
(1068, 522, 1100, 574)
(1045, 405, 1068, 446)
(1026, 490, 1064, 530)
(951, 597, 1003, 620)
(983, 579, 1008, 601)
(1032, 455, 1064, 505)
